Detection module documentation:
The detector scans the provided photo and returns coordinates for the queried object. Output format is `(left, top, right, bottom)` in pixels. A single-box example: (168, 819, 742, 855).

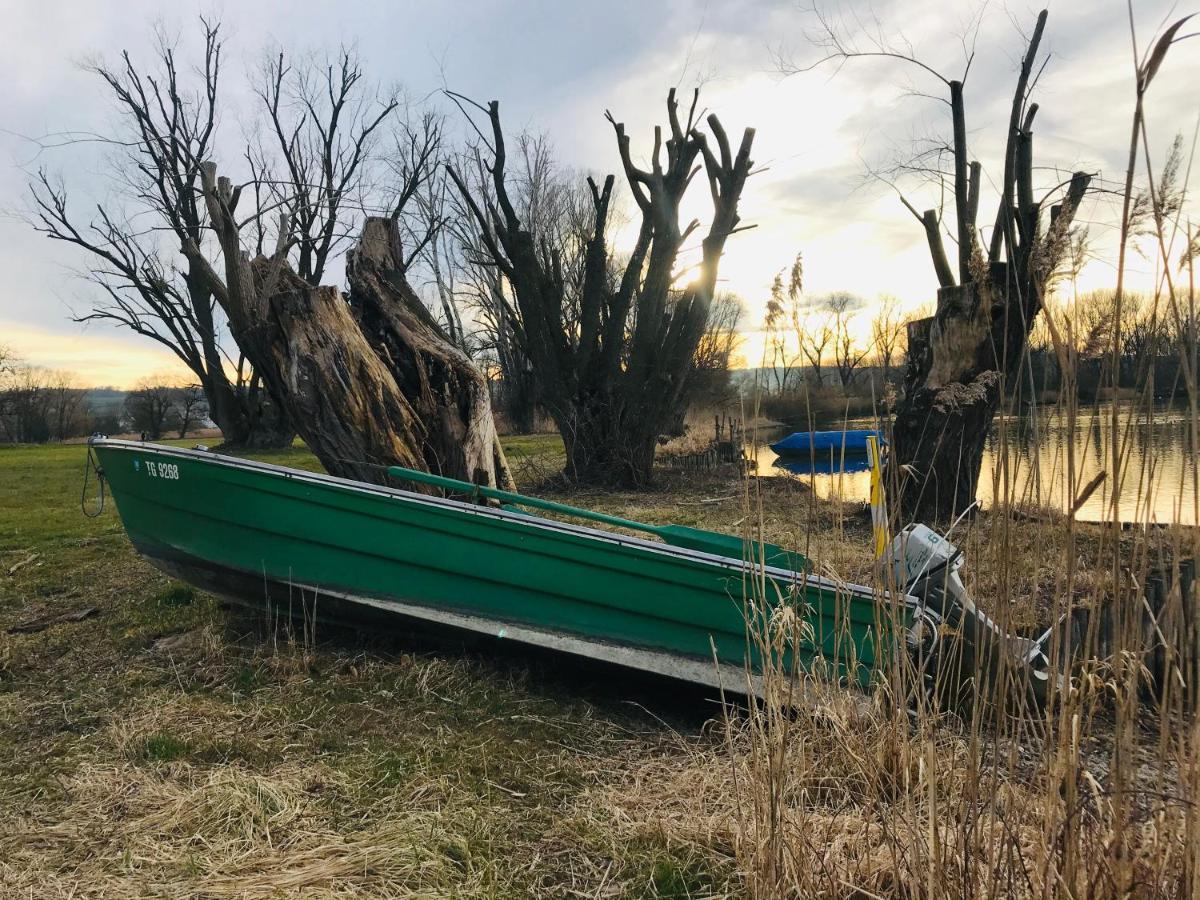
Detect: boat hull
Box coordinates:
(93, 440, 912, 690)
(770, 429, 884, 458)
(137, 540, 753, 691)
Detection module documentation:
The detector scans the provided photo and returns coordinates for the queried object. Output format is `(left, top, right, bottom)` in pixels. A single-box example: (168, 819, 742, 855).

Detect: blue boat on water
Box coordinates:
(770, 429, 884, 458)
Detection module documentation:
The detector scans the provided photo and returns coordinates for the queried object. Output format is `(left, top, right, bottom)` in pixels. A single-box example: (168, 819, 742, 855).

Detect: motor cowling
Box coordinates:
(886, 524, 1056, 712)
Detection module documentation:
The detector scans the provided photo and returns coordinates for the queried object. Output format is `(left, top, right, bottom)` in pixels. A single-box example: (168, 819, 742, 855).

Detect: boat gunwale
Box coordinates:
(91, 438, 916, 612)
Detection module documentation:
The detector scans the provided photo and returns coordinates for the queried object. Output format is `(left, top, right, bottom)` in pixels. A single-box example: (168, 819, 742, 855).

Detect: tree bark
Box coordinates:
(892, 289, 1001, 521)
(552, 390, 661, 488)
(237, 389, 295, 449)
(198, 367, 293, 450)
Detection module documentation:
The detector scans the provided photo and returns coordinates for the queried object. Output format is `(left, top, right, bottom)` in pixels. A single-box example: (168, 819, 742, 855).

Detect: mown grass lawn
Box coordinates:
(0, 438, 775, 897)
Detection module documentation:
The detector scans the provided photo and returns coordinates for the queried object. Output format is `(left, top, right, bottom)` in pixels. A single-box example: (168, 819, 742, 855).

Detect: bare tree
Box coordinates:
(0, 358, 89, 443)
(825, 292, 874, 388)
(0, 365, 52, 443)
(124, 378, 180, 440)
(440, 131, 591, 433)
(793, 7, 1092, 519)
(27, 21, 291, 449)
(795, 308, 832, 389)
(253, 46, 399, 284)
(0, 348, 18, 434)
(1065, 289, 1174, 382)
(448, 89, 755, 485)
(444, 184, 536, 429)
(871, 295, 905, 385)
(246, 45, 509, 482)
(392, 112, 466, 348)
(175, 384, 209, 438)
(45, 371, 87, 441)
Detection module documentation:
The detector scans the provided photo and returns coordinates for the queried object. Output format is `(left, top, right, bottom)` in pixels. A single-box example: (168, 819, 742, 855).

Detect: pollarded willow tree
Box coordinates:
(31, 19, 510, 488)
(448, 89, 755, 486)
(795, 7, 1091, 520)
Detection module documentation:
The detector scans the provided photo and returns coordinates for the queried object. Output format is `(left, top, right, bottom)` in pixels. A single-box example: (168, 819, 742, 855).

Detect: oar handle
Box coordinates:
(387, 466, 663, 538)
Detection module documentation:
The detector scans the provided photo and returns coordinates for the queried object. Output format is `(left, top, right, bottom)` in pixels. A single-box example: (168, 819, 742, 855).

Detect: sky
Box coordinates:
(1, 0, 1197, 386)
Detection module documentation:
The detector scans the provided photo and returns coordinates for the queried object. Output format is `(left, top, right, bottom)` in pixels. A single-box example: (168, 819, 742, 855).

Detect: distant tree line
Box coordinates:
(0, 350, 91, 443)
(0, 347, 209, 444)
(1028, 289, 1199, 403)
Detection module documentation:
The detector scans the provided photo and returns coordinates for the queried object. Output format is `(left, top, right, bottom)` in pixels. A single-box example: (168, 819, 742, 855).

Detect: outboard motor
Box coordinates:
(887, 524, 1057, 711)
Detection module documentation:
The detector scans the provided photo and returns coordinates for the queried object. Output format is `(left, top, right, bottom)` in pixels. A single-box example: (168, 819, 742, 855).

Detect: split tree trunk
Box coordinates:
(346, 218, 513, 488)
(196, 163, 511, 489)
(236, 228, 511, 487)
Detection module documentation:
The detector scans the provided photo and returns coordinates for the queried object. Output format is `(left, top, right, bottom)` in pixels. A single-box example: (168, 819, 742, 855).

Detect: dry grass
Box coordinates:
(657, 16, 1200, 895)
(567, 671, 1194, 898)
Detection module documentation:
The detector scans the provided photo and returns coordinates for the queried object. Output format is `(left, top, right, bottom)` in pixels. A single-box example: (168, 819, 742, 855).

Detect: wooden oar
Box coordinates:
(387, 466, 808, 573)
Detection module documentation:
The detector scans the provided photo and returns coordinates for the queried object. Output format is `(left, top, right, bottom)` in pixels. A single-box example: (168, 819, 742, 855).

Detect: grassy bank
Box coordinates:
(0, 439, 1190, 896)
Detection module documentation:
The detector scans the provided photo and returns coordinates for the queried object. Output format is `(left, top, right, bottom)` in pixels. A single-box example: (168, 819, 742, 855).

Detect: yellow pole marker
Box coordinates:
(867, 435, 888, 559)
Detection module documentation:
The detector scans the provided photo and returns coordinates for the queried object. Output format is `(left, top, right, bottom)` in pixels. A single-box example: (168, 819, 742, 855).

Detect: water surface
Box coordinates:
(753, 401, 1199, 526)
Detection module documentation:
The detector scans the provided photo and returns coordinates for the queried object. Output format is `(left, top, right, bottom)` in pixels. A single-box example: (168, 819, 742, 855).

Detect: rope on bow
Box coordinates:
(82, 443, 106, 518)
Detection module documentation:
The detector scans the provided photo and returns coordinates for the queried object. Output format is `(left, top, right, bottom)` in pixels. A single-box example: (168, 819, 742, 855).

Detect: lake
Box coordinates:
(753, 401, 1199, 526)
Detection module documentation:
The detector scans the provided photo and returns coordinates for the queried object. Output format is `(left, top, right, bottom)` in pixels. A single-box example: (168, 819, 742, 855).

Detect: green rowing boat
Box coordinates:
(90, 439, 921, 693)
